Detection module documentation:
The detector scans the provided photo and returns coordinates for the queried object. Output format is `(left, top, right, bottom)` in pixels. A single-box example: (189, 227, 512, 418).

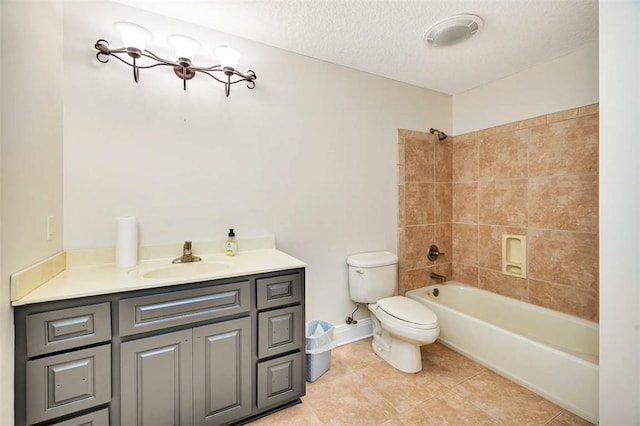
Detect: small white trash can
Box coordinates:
(305, 320, 334, 382)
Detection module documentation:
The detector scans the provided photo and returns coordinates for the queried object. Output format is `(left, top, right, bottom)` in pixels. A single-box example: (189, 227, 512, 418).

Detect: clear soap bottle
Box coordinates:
(225, 228, 237, 256)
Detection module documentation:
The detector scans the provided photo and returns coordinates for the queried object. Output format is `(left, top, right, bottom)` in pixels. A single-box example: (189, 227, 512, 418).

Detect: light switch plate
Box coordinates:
(46, 216, 54, 241)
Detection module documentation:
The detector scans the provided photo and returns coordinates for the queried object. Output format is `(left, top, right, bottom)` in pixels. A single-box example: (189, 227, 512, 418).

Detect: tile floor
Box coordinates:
(250, 338, 594, 425)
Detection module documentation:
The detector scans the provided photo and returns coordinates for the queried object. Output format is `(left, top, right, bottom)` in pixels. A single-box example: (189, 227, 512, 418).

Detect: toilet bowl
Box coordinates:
(368, 296, 439, 373)
(347, 251, 440, 373)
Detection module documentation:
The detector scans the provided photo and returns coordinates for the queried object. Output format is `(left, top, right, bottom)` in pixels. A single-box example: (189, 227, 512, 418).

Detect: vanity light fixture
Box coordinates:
(94, 21, 256, 97)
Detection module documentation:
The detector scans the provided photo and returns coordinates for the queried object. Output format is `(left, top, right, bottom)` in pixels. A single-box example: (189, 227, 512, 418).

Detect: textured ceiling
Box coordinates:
(113, 0, 598, 95)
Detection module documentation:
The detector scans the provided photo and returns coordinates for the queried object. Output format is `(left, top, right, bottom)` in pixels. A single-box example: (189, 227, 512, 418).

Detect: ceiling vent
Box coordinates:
(424, 14, 484, 47)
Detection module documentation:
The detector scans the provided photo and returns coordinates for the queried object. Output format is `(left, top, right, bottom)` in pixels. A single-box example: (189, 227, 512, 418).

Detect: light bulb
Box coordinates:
(168, 34, 201, 62)
(114, 21, 152, 52)
(215, 46, 242, 70)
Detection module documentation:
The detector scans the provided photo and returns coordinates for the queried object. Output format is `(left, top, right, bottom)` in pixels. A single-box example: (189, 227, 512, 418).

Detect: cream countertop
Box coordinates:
(12, 248, 306, 306)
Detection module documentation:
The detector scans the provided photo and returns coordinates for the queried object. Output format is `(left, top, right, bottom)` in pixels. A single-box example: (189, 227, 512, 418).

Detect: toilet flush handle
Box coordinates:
(355, 269, 365, 275)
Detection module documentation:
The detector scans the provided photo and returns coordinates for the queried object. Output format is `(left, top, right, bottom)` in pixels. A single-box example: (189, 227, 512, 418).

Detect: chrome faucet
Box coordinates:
(172, 241, 202, 264)
(430, 272, 447, 283)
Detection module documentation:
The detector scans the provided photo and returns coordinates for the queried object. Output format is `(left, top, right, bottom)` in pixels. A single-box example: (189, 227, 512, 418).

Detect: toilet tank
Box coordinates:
(347, 251, 398, 303)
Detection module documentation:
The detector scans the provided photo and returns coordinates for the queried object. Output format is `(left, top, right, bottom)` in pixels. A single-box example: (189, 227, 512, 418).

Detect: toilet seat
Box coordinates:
(376, 296, 438, 330)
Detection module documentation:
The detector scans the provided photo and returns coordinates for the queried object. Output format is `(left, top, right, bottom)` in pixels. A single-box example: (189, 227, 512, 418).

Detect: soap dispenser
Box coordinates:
(225, 229, 237, 256)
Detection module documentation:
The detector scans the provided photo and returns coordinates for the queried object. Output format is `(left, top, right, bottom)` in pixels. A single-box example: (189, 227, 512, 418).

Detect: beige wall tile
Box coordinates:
(404, 265, 452, 292)
(453, 139, 478, 182)
(405, 183, 435, 225)
(411, 105, 600, 319)
(434, 223, 453, 266)
(578, 104, 599, 116)
(398, 142, 405, 166)
(453, 131, 476, 142)
(546, 108, 578, 123)
(452, 263, 479, 286)
(430, 262, 453, 285)
(405, 136, 435, 182)
(404, 267, 429, 293)
(452, 224, 478, 265)
(398, 185, 406, 228)
(478, 268, 529, 301)
(529, 114, 598, 177)
(435, 139, 453, 182)
(529, 279, 598, 320)
(479, 131, 528, 180)
(529, 175, 598, 233)
(494, 122, 520, 133)
(477, 225, 528, 272)
(435, 183, 452, 223)
(528, 229, 598, 290)
(453, 182, 478, 224)
(478, 179, 528, 227)
(401, 225, 435, 270)
(518, 115, 546, 129)
(476, 127, 497, 138)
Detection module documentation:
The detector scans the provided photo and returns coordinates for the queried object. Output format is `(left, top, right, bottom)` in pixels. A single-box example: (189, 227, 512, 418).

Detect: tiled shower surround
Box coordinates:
(398, 104, 599, 321)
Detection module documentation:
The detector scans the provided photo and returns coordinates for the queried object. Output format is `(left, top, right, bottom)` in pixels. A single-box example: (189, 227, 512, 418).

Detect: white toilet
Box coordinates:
(347, 251, 439, 373)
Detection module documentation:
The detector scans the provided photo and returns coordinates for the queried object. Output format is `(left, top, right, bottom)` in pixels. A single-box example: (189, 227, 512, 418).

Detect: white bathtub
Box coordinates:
(406, 282, 599, 424)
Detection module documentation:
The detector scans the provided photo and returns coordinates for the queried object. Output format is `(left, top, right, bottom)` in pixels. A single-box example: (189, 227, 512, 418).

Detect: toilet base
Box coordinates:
(371, 333, 423, 373)
(369, 314, 426, 373)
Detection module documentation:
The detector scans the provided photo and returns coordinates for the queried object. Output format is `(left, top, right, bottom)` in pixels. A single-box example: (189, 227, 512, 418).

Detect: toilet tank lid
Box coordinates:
(347, 251, 398, 267)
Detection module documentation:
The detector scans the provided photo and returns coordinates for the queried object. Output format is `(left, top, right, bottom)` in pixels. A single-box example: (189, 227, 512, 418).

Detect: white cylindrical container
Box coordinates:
(116, 216, 138, 268)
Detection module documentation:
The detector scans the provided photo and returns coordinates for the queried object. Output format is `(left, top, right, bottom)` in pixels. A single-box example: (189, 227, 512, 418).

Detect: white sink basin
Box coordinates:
(138, 261, 231, 279)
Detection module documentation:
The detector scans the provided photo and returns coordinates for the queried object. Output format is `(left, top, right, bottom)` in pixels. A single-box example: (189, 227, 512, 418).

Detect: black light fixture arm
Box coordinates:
(94, 39, 257, 97)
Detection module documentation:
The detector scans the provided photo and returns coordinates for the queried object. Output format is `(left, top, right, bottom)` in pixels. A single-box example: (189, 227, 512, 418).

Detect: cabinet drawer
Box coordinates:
(26, 344, 111, 425)
(257, 273, 302, 309)
(119, 280, 250, 336)
(50, 407, 109, 426)
(258, 305, 304, 359)
(257, 352, 303, 409)
(26, 302, 111, 357)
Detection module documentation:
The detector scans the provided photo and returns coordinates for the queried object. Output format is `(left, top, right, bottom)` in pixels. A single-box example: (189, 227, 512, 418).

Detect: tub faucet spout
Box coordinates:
(430, 272, 446, 283)
(172, 241, 202, 264)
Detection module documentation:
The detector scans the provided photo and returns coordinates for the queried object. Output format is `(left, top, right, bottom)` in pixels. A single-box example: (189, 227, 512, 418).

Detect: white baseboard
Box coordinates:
(333, 318, 372, 347)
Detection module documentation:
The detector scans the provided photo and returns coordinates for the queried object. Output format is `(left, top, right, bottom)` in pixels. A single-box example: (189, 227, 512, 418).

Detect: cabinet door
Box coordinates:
(193, 317, 252, 425)
(121, 329, 193, 426)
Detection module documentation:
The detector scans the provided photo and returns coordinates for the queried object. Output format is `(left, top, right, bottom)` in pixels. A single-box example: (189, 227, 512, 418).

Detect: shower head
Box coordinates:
(430, 128, 448, 141)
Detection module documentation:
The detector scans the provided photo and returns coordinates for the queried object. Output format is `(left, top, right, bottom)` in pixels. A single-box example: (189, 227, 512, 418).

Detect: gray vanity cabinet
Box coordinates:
(120, 329, 194, 426)
(255, 273, 305, 411)
(15, 268, 305, 426)
(193, 317, 252, 424)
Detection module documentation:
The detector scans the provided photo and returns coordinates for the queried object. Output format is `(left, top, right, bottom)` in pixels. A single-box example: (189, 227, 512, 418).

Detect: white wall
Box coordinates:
(0, 1, 64, 423)
(452, 41, 599, 135)
(598, 0, 640, 423)
(63, 2, 451, 326)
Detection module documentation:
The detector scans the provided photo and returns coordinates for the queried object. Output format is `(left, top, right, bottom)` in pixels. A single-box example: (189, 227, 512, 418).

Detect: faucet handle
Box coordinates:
(427, 245, 445, 261)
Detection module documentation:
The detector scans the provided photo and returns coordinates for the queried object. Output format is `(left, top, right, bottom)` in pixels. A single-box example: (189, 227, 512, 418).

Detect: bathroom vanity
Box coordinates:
(13, 249, 306, 426)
